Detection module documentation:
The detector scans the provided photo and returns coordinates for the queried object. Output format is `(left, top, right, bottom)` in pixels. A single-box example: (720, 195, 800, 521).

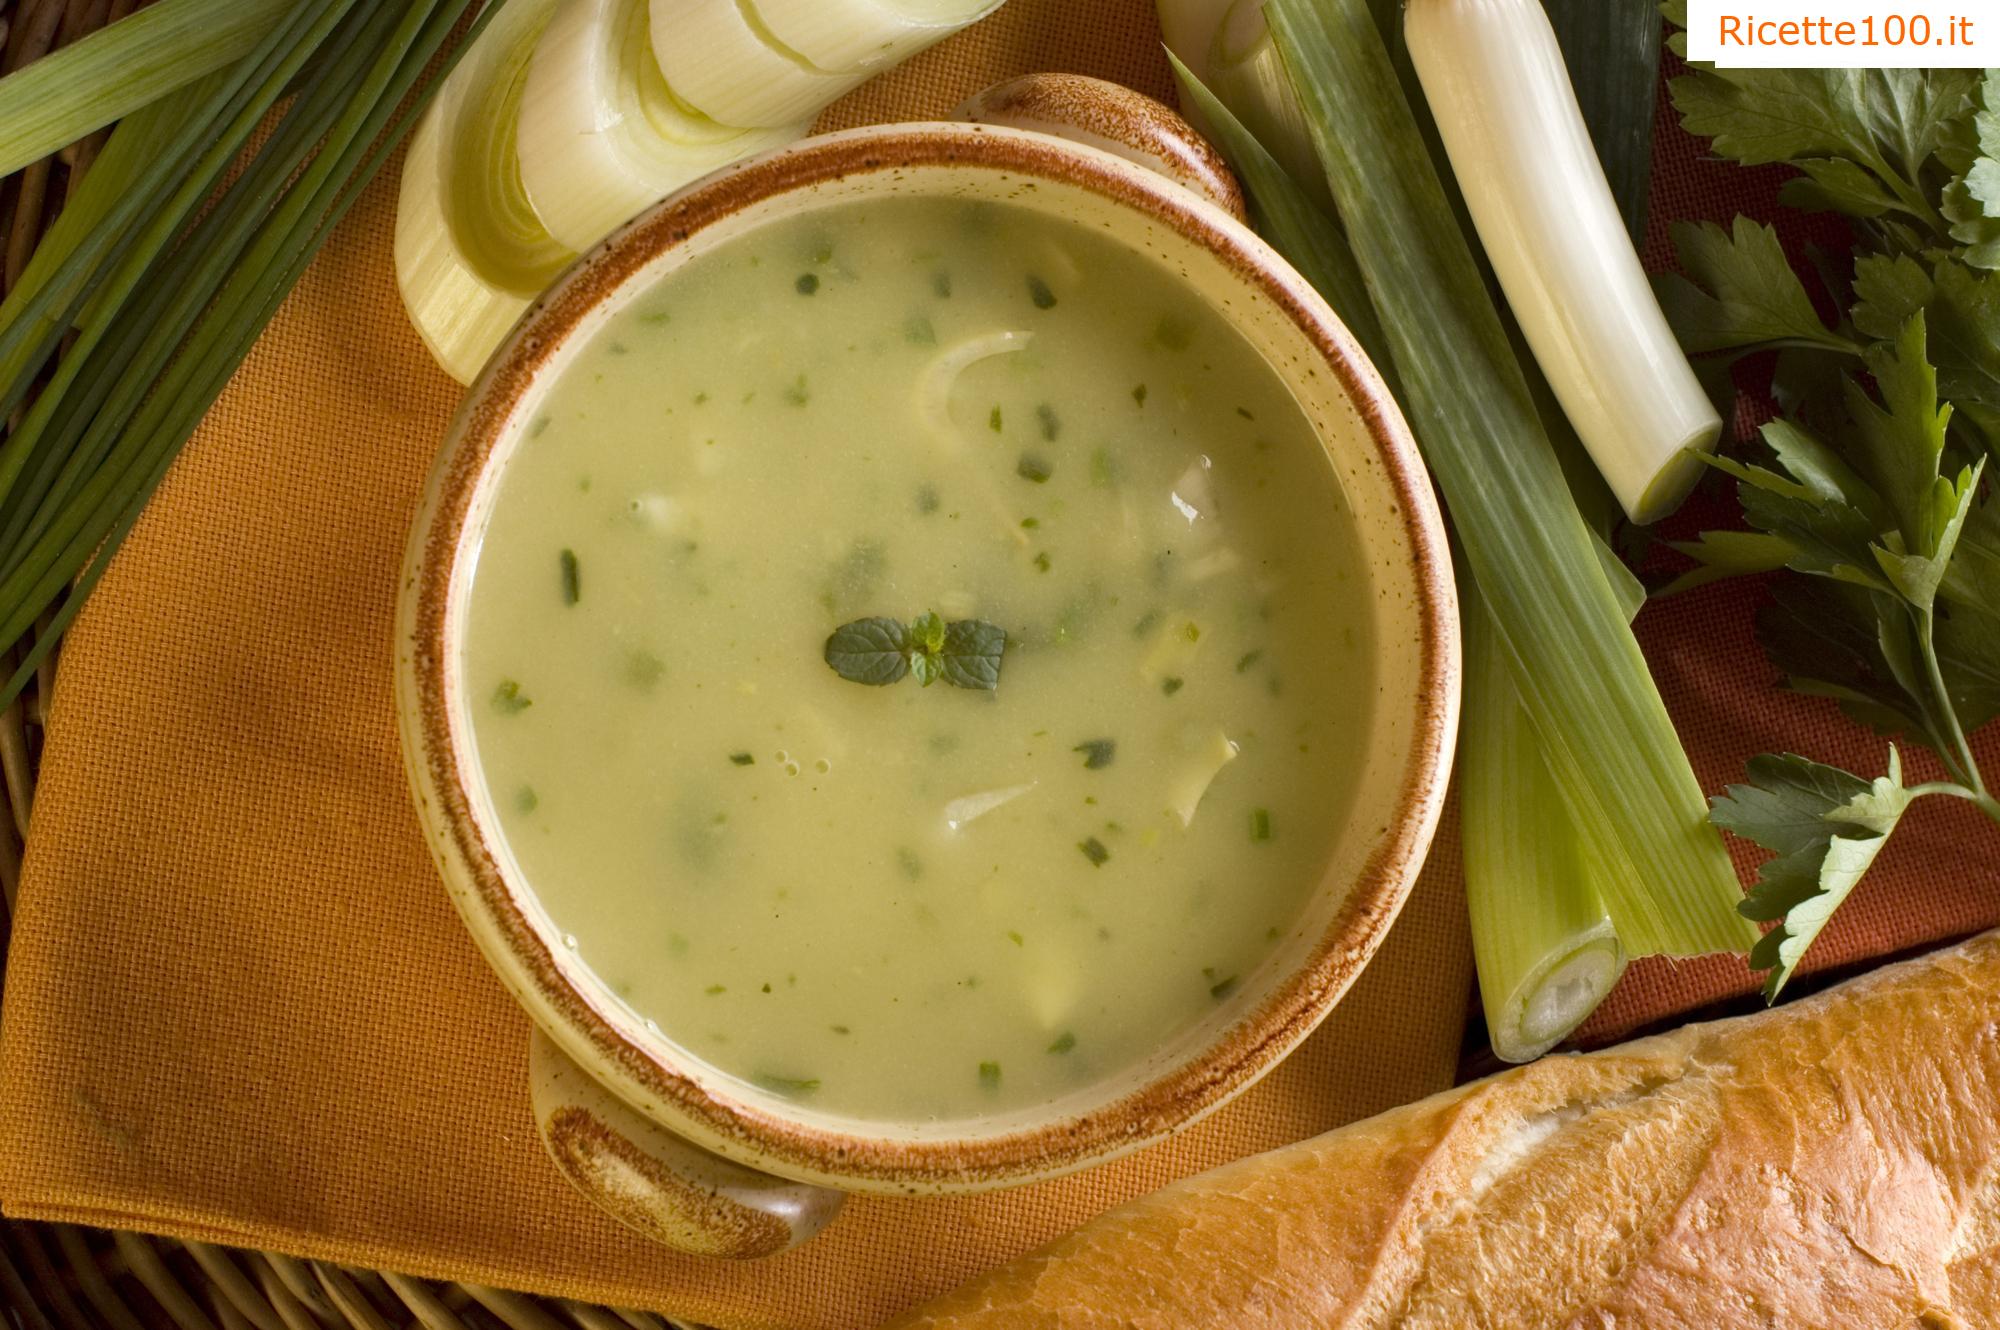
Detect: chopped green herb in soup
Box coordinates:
(462, 197, 1373, 1122)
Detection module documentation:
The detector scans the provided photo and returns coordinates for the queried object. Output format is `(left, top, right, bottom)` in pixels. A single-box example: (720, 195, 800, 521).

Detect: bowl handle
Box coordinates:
(528, 1027, 844, 1258)
(955, 73, 1248, 223)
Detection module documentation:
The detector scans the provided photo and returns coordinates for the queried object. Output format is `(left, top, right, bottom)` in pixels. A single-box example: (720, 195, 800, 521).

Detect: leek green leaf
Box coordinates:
(1167, 54, 1391, 376)
(1268, 0, 1751, 956)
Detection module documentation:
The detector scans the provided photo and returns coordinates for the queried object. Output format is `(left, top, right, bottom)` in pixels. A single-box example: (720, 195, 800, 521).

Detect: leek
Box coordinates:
(1181, 52, 1638, 1053)
(1265, 0, 1752, 956)
(0, 0, 292, 176)
(1463, 597, 1626, 1063)
(1169, 54, 1383, 379)
(1405, 0, 1718, 523)
(396, 0, 575, 384)
(1157, 0, 1330, 210)
(647, 0, 859, 130)
(519, 0, 810, 253)
(1543, 0, 1662, 245)
(1462, 543, 1645, 1063)
(755, 0, 1005, 72)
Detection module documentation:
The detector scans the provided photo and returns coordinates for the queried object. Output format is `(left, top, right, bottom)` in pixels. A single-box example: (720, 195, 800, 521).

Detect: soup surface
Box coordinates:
(462, 196, 1373, 1123)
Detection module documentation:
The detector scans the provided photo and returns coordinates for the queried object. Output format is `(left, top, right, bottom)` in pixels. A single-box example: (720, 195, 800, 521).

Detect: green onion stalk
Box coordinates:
(0, 0, 504, 705)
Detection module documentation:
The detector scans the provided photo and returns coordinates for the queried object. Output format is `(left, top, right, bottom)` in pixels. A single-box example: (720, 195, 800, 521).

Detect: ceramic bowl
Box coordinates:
(395, 76, 1459, 1259)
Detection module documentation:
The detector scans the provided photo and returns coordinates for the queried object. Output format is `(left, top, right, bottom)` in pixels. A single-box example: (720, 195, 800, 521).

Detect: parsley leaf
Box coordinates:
(1661, 24, 2000, 994)
(1942, 71, 2000, 268)
(1939, 606, 2000, 733)
(1653, 218, 1857, 355)
(1666, 36, 1974, 244)
(1846, 315, 1953, 556)
(1757, 580, 1938, 744)
(1714, 749, 1917, 997)
(1853, 256, 2000, 437)
(1943, 494, 2000, 617)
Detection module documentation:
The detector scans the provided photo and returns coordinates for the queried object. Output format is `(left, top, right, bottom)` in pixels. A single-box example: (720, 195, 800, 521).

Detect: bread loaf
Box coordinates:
(890, 932, 2000, 1329)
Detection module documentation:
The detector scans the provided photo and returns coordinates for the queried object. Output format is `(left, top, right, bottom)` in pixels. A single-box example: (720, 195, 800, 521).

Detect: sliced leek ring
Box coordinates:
(755, 0, 1004, 73)
(395, 0, 574, 385)
(648, 0, 861, 129)
(520, 0, 810, 252)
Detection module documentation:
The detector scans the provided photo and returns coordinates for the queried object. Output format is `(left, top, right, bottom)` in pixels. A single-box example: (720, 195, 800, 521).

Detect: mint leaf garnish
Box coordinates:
(823, 617, 911, 686)
(939, 619, 1006, 690)
(823, 613, 1007, 691)
(908, 612, 947, 687)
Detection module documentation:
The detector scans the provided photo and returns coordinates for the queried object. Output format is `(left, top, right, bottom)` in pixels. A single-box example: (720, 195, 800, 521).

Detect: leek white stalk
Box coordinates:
(754, 0, 1005, 73)
(647, 0, 859, 129)
(1157, 0, 1328, 208)
(519, 0, 809, 253)
(396, 0, 573, 384)
(1405, 0, 1719, 525)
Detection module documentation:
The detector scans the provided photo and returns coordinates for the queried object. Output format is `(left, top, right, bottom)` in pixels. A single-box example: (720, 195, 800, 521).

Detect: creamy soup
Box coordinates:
(462, 196, 1373, 1123)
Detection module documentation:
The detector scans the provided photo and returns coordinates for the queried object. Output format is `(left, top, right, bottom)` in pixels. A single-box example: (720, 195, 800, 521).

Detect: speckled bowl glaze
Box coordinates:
(396, 77, 1459, 1258)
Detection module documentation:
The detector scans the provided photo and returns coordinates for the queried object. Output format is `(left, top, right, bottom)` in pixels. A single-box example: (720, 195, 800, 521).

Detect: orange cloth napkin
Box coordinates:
(0, 5, 1477, 1329)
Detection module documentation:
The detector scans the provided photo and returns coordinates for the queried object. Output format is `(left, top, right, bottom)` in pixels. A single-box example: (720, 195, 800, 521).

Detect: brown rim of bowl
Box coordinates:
(411, 122, 1459, 1192)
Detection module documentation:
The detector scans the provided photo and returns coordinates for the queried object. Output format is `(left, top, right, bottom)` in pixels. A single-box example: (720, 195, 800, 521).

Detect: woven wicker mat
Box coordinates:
(0, 3, 1993, 1330)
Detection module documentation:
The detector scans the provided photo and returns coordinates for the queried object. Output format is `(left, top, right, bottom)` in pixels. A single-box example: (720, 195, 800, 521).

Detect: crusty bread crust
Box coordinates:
(890, 932, 2000, 1329)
